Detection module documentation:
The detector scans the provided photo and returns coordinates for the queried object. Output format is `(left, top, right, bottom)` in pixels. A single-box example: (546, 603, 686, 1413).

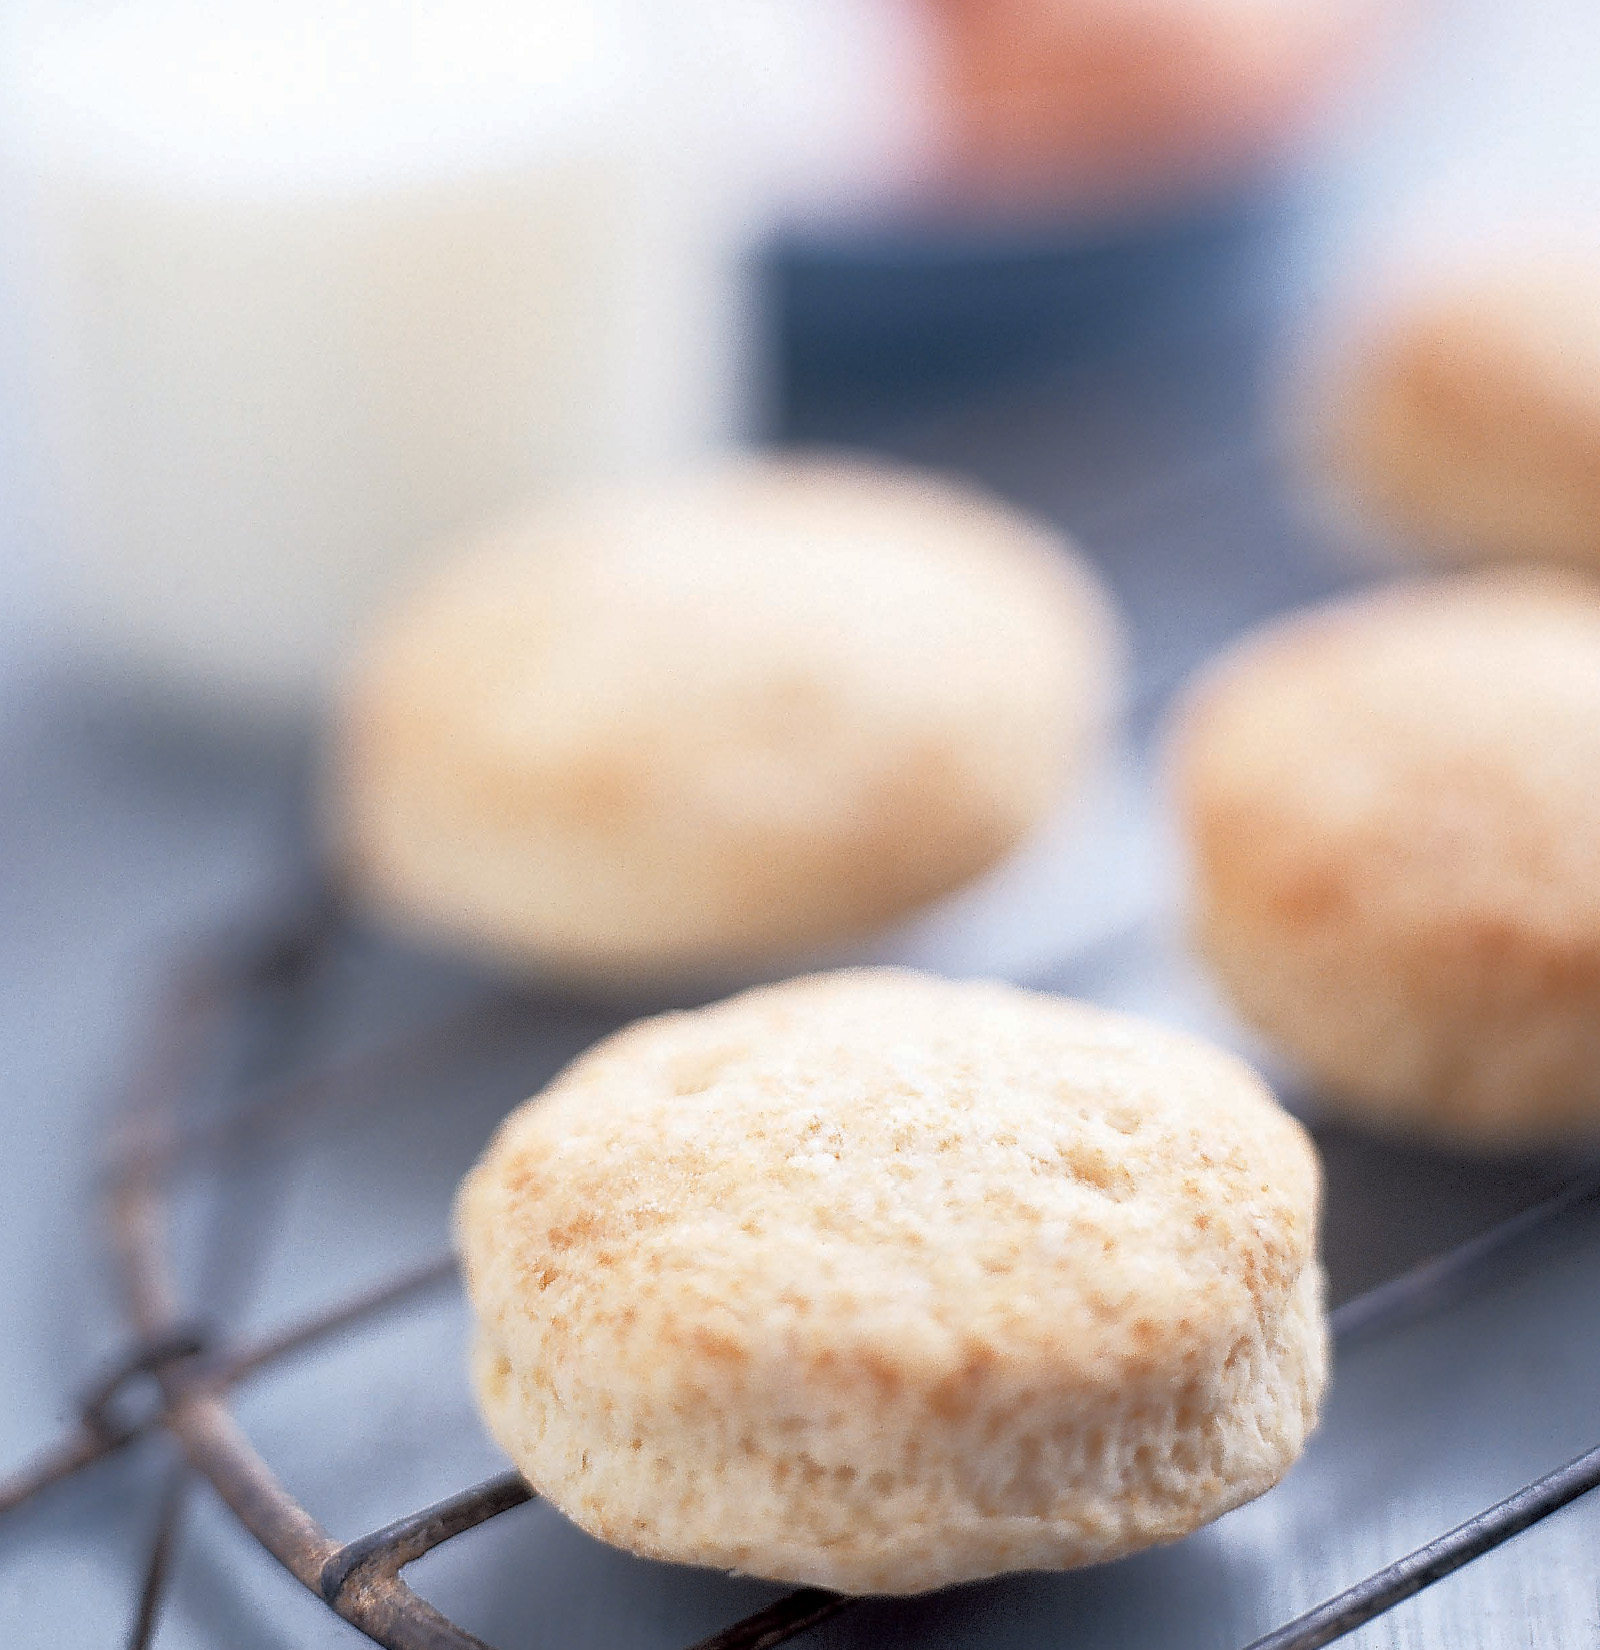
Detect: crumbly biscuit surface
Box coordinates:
(1175, 574, 1600, 1141)
(457, 970, 1325, 1592)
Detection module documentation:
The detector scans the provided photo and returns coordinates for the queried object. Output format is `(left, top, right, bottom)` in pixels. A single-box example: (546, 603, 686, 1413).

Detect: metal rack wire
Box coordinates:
(4, 896, 1599, 1650)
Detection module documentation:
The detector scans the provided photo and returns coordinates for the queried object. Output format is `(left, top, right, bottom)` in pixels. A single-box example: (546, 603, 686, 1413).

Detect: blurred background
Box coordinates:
(1, 0, 1598, 715)
(3, 0, 1600, 1646)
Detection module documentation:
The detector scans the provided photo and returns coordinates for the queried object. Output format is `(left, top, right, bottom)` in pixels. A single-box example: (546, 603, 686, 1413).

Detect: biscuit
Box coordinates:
(1307, 254, 1600, 569)
(1173, 573, 1600, 1145)
(456, 969, 1326, 1593)
(329, 456, 1118, 989)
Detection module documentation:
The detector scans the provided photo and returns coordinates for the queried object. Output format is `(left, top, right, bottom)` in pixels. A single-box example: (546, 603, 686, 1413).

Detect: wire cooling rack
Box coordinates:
(3, 894, 1599, 1650)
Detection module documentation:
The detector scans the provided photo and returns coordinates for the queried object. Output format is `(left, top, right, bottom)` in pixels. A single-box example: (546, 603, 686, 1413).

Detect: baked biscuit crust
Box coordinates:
(1174, 573, 1600, 1143)
(456, 969, 1325, 1593)
(331, 458, 1118, 988)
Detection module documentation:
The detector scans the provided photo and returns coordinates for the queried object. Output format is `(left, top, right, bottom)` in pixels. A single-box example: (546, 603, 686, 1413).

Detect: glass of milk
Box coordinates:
(0, 0, 760, 715)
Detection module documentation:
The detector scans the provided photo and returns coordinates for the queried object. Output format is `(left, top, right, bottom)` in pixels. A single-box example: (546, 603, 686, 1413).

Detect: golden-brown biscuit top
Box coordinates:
(461, 968, 1318, 1402)
(1176, 573, 1600, 948)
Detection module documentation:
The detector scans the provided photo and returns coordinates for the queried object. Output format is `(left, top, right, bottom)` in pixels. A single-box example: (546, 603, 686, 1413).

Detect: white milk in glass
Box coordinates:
(1, 0, 755, 713)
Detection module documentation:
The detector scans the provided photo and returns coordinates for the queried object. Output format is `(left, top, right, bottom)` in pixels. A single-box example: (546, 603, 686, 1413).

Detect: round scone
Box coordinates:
(456, 969, 1326, 1594)
(1173, 573, 1600, 1145)
(1306, 253, 1600, 570)
(329, 456, 1118, 989)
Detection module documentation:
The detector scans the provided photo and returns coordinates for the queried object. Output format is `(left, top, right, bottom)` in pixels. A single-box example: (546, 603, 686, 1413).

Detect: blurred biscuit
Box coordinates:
(456, 968, 1326, 1593)
(1173, 573, 1600, 1145)
(1308, 254, 1600, 569)
(329, 456, 1118, 989)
